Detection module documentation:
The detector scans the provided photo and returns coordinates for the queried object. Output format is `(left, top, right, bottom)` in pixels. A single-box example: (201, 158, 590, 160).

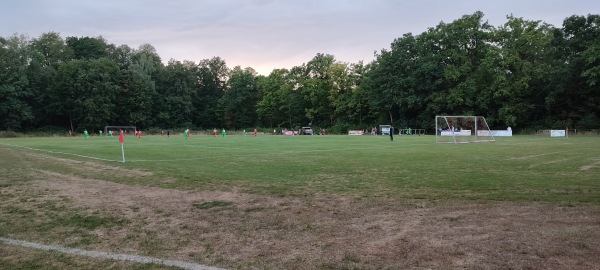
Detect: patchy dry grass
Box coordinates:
(2, 165, 599, 269)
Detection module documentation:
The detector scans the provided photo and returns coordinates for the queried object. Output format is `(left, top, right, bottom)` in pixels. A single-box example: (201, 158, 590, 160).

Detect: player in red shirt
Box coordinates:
(254, 128, 257, 136)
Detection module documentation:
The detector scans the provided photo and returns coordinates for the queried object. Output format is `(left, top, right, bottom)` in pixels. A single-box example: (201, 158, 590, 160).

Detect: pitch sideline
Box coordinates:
(1, 141, 430, 163)
(0, 143, 121, 163)
(0, 237, 225, 270)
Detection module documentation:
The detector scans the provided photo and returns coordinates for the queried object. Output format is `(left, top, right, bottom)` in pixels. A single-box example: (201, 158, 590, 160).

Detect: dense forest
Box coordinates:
(1, 12, 599, 134)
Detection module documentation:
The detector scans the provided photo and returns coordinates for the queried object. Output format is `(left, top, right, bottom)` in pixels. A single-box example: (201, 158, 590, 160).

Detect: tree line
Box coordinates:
(1, 12, 598, 134)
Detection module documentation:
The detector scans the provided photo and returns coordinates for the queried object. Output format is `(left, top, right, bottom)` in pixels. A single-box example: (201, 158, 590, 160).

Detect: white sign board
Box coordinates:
(348, 130, 364, 135)
(379, 125, 391, 135)
(477, 130, 512, 136)
(550, 130, 566, 137)
(441, 130, 471, 136)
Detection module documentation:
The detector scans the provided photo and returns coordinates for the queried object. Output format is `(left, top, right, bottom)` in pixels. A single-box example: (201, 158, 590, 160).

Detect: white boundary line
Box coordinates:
(0, 141, 432, 163)
(0, 143, 121, 163)
(0, 237, 225, 270)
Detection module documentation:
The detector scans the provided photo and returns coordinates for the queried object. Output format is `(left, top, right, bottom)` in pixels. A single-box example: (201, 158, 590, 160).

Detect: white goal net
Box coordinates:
(435, 116, 495, 143)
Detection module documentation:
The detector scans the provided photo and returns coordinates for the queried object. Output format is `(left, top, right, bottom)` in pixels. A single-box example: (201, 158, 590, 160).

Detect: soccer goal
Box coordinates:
(435, 116, 495, 143)
(104, 126, 136, 136)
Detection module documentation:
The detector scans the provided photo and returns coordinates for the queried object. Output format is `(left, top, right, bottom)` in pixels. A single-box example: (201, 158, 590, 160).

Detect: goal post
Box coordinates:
(435, 116, 495, 144)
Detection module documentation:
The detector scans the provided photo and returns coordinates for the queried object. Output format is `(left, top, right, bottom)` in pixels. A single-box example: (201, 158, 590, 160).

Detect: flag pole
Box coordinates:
(121, 143, 125, 163)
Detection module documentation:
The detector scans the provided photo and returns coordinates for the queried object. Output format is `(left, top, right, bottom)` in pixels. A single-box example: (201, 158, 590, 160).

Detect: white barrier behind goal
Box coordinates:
(435, 116, 495, 143)
(537, 129, 568, 137)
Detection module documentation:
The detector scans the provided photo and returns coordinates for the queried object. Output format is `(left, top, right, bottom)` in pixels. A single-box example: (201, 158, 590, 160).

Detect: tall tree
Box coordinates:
(117, 44, 162, 128)
(66, 36, 109, 60)
(218, 66, 259, 129)
(548, 14, 600, 128)
(107, 44, 134, 70)
(365, 32, 421, 126)
(302, 53, 336, 126)
(49, 58, 120, 131)
(492, 15, 554, 128)
(27, 32, 72, 128)
(155, 59, 196, 128)
(193, 57, 229, 128)
(331, 61, 372, 128)
(256, 69, 284, 127)
(427, 12, 495, 118)
(0, 35, 33, 130)
(366, 12, 498, 130)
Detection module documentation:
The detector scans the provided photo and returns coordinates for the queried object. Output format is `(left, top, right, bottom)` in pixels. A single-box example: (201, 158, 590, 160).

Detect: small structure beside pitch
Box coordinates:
(379, 125, 392, 135)
(301, 126, 314, 135)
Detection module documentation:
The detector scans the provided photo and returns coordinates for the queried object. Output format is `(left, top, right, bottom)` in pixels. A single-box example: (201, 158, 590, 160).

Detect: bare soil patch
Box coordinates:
(7, 169, 599, 270)
(580, 158, 600, 171)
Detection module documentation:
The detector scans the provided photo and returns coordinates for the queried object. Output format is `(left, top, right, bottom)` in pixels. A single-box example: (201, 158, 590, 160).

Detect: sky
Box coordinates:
(1, 0, 598, 75)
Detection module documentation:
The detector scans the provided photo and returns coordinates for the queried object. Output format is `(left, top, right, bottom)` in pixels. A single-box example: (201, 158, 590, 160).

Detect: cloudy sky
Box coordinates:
(1, 0, 598, 74)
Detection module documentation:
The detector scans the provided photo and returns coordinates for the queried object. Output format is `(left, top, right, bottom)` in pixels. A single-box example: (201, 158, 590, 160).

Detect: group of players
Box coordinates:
(69, 129, 143, 139)
(69, 127, 294, 139)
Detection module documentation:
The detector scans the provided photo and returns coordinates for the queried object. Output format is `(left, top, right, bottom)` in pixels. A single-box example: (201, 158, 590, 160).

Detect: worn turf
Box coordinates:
(1, 134, 599, 269)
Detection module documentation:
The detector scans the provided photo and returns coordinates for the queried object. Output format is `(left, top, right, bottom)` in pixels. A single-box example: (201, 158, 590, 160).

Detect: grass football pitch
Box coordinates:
(2, 134, 599, 203)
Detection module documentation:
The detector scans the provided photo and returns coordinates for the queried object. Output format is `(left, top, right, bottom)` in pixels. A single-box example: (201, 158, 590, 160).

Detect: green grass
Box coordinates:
(52, 214, 126, 230)
(1, 134, 599, 203)
(194, 201, 234, 209)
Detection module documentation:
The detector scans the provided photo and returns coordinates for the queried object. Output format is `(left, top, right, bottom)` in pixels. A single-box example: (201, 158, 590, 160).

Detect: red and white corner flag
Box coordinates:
(119, 130, 125, 162)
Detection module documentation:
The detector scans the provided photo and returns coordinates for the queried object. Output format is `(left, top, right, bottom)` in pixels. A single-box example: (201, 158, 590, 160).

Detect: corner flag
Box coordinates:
(119, 130, 125, 143)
